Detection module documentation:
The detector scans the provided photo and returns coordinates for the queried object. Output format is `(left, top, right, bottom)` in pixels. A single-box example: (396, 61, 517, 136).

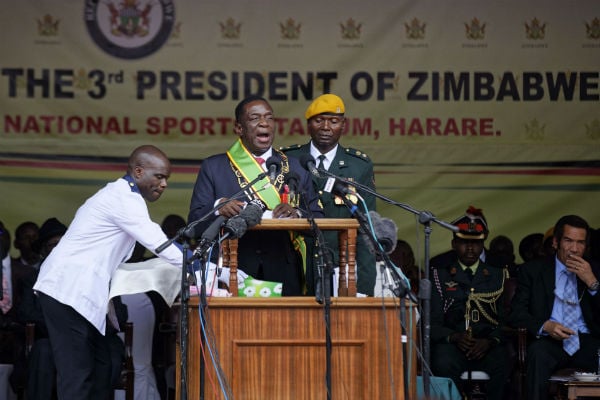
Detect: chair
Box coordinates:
(460, 370, 489, 400)
(110, 321, 134, 400)
(25, 321, 134, 400)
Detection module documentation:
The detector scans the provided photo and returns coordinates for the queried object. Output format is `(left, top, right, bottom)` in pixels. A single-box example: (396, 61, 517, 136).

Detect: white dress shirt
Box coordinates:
(34, 177, 183, 334)
(0, 255, 12, 313)
(309, 142, 338, 171)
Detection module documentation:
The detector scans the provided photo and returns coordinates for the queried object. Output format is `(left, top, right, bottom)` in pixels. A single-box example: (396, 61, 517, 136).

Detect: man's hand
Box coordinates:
(543, 320, 576, 340)
(449, 332, 493, 360)
(217, 198, 245, 218)
(465, 338, 493, 360)
(272, 203, 299, 219)
(449, 332, 476, 353)
(565, 254, 597, 287)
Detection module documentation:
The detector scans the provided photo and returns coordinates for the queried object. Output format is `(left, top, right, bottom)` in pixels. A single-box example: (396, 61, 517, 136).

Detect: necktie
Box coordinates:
(465, 267, 474, 281)
(317, 154, 326, 170)
(562, 272, 580, 355)
(254, 157, 265, 166)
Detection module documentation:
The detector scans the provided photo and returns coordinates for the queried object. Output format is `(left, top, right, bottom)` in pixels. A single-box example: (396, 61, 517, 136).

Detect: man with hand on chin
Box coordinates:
(510, 214, 600, 400)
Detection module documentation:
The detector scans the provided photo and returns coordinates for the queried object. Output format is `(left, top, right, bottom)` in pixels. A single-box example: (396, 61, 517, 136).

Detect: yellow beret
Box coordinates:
(305, 94, 345, 120)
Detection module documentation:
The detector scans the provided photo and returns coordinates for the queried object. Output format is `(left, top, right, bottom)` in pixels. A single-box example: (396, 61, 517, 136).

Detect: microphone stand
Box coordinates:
(322, 168, 457, 398)
(301, 194, 334, 400)
(179, 240, 191, 400)
(335, 194, 409, 399)
(154, 170, 267, 400)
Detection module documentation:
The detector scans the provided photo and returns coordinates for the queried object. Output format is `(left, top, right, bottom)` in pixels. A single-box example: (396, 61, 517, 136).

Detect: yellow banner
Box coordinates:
(1, 0, 598, 261)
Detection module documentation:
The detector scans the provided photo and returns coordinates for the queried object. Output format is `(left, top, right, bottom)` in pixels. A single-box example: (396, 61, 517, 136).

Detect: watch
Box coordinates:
(588, 280, 600, 291)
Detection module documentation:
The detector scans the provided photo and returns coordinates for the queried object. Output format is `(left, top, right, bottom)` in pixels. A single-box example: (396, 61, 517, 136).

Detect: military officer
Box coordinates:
(430, 207, 508, 400)
(281, 93, 377, 296)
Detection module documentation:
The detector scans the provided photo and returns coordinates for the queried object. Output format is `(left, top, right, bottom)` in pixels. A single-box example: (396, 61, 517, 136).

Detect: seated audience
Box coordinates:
(487, 235, 516, 276)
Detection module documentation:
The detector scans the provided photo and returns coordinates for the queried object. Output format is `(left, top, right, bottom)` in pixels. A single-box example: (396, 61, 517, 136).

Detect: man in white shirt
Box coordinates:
(33, 145, 184, 400)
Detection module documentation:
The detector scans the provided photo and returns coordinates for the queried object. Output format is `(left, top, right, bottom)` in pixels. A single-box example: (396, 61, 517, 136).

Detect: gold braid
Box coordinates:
(465, 269, 509, 329)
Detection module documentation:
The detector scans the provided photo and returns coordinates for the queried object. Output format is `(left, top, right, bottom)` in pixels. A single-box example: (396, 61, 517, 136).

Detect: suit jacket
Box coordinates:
(282, 143, 377, 295)
(509, 256, 600, 337)
(188, 149, 323, 295)
(431, 261, 506, 343)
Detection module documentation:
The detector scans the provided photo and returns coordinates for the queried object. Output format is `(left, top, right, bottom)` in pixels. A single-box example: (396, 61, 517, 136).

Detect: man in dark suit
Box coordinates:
(430, 208, 508, 400)
(281, 93, 377, 296)
(509, 214, 600, 400)
(189, 96, 323, 296)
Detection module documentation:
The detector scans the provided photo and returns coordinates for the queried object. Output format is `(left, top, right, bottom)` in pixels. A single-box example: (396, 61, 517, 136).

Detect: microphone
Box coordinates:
(367, 211, 398, 254)
(237, 198, 265, 229)
(299, 154, 320, 177)
(284, 172, 300, 201)
(331, 179, 353, 196)
(266, 156, 281, 183)
(222, 215, 248, 240)
(191, 215, 227, 255)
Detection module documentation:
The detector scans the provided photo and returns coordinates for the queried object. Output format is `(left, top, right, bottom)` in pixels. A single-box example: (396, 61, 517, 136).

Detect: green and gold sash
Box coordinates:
(226, 139, 308, 291)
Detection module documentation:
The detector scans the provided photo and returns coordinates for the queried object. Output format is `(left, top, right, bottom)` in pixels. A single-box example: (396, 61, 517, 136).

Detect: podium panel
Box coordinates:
(177, 297, 417, 400)
(222, 218, 360, 296)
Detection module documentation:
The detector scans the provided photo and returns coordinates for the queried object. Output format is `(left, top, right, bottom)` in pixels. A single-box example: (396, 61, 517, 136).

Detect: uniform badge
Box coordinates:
(334, 178, 357, 205)
(445, 281, 458, 291)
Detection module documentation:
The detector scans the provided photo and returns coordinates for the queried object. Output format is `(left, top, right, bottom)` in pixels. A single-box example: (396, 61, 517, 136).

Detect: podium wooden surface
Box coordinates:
(222, 218, 360, 296)
(176, 297, 417, 400)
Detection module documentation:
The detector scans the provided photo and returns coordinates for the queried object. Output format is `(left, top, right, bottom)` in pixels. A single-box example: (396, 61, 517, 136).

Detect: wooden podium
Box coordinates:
(222, 218, 360, 296)
(177, 297, 417, 400)
(176, 218, 417, 399)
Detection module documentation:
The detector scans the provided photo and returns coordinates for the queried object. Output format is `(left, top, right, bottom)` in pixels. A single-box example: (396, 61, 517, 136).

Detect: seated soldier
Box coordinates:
(430, 207, 508, 400)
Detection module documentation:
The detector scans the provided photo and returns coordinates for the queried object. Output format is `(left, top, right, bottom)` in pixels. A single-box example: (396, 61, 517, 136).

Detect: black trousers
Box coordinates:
(431, 342, 508, 400)
(526, 333, 600, 400)
(38, 292, 113, 400)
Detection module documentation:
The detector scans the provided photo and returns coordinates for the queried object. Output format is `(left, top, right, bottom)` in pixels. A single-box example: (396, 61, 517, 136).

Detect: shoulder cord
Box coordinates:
(465, 269, 509, 326)
(433, 268, 455, 314)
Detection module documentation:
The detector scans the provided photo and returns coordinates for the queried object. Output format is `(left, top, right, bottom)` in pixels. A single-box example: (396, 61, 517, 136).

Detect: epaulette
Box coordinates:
(345, 147, 371, 162)
(279, 144, 301, 152)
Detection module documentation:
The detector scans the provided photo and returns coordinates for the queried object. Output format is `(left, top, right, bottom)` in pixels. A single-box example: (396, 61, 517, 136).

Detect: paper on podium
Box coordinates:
(109, 258, 181, 306)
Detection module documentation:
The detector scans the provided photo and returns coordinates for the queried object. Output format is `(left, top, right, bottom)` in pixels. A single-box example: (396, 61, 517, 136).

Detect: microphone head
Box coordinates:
(241, 199, 265, 227)
(332, 180, 352, 196)
(198, 216, 226, 241)
(298, 154, 320, 177)
(369, 211, 398, 254)
(265, 157, 281, 173)
(284, 172, 300, 190)
(224, 215, 248, 239)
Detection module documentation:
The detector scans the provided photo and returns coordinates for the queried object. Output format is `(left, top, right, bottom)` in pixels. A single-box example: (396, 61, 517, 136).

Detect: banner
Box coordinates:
(1, 0, 598, 262)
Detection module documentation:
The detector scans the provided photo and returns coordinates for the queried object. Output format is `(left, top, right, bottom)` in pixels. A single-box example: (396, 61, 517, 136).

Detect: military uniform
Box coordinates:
(430, 206, 508, 400)
(430, 262, 508, 400)
(282, 143, 377, 295)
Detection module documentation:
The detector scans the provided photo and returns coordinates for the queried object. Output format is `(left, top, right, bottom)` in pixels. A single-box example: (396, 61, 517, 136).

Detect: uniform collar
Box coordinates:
(309, 142, 338, 170)
(122, 174, 140, 194)
(459, 259, 480, 274)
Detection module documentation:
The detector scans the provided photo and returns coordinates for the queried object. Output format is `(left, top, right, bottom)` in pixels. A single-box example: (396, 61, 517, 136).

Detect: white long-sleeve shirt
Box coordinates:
(34, 177, 183, 334)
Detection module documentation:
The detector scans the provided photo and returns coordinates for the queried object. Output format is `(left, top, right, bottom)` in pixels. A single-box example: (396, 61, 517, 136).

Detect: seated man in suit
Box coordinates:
(509, 214, 600, 400)
(430, 208, 508, 400)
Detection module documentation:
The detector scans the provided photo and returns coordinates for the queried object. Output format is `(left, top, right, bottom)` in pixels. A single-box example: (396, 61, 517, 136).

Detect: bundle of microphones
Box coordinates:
(191, 198, 266, 258)
(298, 153, 398, 255)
